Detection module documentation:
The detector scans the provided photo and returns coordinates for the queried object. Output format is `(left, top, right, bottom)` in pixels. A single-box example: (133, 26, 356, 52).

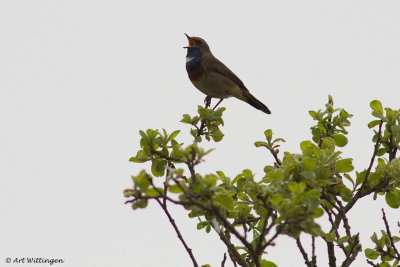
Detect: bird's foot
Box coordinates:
(204, 96, 212, 109)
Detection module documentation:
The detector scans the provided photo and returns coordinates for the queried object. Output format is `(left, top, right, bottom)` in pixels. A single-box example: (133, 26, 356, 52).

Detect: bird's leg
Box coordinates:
(212, 98, 224, 110)
(204, 96, 212, 109)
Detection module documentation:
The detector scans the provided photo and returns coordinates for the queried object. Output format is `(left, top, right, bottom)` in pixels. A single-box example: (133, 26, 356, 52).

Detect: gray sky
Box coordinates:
(1, 1, 400, 266)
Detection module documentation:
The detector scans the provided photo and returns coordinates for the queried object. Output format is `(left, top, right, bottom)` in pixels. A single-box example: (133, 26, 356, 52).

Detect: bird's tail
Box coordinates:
(243, 90, 271, 114)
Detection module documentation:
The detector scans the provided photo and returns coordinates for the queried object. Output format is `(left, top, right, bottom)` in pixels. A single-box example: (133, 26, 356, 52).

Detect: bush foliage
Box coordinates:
(124, 96, 400, 267)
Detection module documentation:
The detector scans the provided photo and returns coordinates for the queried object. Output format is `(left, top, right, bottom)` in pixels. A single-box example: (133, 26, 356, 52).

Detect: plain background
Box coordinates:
(1, 1, 400, 266)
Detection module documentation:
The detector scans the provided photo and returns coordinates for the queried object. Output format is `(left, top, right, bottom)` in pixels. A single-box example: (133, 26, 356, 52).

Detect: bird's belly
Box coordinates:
(192, 72, 244, 100)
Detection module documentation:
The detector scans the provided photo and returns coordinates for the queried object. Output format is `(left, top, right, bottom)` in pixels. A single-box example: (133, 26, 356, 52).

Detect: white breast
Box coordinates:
(186, 56, 195, 63)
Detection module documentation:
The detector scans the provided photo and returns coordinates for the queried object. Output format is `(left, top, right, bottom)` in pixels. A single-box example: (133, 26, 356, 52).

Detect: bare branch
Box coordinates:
(146, 179, 198, 267)
(221, 253, 227, 267)
(343, 121, 383, 214)
(296, 237, 312, 267)
(382, 208, 400, 259)
(312, 236, 317, 266)
(327, 241, 337, 267)
(154, 198, 198, 267)
(216, 231, 250, 267)
(366, 259, 378, 266)
(340, 233, 361, 267)
(229, 251, 239, 267)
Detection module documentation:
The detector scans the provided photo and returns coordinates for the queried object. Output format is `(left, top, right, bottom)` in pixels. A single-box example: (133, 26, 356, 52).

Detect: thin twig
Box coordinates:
(312, 236, 317, 266)
(255, 210, 271, 254)
(335, 199, 351, 238)
(146, 179, 198, 267)
(209, 206, 258, 266)
(366, 259, 378, 266)
(267, 147, 282, 167)
(216, 231, 250, 267)
(332, 121, 383, 232)
(296, 237, 312, 266)
(221, 253, 227, 267)
(150, 149, 186, 163)
(349, 121, 383, 204)
(169, 174, 251, 267)
(340, 233, 360, 267)
(154, 198, 198, 267)
(229, 251, 239, 267)
(387, 126, 396, 162)
(382, 208, 400, 259)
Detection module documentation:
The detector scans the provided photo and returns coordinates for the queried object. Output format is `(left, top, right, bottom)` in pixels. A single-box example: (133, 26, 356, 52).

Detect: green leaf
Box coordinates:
(211, 129, 224, 142)
(133, 170, 151, 191)
(300, 141, 315, 156)
(129, 156, 147, 163)
(309, 110, 319, 120)
(254, 141, 267, 147)
(377, 148, 387, 156)
(260, 260, 277, 267)
(377, 158, 385, 167)
(273, 137, 286, 143)
(151, 159, 167, 177)
(321, 137, 336, 152)
(371, 111, 384, 119)
(333, 133, 348, 147)
(300, 170, 315, 180)
(288, 182, 299, 193)
(326, 103, 334, 113)
(181, 114, 191, 124)
(368, 120, 381, 129)
(339, 186, 353, 202)
(365, 248, 379, 260)
(216, 171, 227, 183)
(204, 174, 218, 186)
(370, 100, 383, 114)
(167, 130, 180, 142)
(328, 94, 333, 105)
(356, 170, 367, 186)
(324, 232, 336, 242)
(264, 171, 284, 180)
(271, 194, 283, 206)
(198, 106, 209, 116)
(336, 159, 354, 173)
(385, 192, 400, 209)
(343, 173, 354, 186)
(197, 221, 208, 230)
(146, 188, 163, 197)
(168, 184, 182, 193)
(337, 236, 349, 245)
(303, 157, 317, 171)
(214, 193, 235, 210)
(264, 129, 273, 142)
(313, 208, 324, 218)
(371, 232, 378, 243)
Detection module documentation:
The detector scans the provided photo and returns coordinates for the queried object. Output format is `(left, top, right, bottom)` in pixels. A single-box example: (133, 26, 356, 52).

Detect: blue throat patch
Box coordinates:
(186, 46, 202, 73)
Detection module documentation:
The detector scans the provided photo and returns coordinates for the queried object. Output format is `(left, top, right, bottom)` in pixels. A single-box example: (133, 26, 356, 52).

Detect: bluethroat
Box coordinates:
(184, 34, 271, 114)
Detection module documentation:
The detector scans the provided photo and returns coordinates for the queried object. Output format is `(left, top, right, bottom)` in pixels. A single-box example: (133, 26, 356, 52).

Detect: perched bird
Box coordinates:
(184, 34, 271, 114)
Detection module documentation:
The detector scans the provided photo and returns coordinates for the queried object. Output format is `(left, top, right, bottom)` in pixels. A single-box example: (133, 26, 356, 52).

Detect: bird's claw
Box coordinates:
(204, 96, 212, 109)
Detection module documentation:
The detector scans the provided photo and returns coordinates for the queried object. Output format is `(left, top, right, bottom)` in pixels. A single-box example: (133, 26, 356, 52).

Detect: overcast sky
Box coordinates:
(1, 1, 400, 266)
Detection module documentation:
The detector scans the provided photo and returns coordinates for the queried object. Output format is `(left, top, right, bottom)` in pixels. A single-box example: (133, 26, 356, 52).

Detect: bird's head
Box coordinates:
(184, 34, 210, 53)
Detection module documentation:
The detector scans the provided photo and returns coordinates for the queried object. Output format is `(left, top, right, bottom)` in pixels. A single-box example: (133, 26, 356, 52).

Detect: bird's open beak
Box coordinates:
(184, 33, 195, 48)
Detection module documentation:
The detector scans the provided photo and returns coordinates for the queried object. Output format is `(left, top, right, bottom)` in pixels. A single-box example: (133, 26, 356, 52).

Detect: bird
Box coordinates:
(184, 33, 271, 114)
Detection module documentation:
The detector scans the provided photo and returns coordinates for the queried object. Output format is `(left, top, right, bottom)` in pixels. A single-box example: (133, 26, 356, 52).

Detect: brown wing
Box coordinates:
(203, 54, 247, 90)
